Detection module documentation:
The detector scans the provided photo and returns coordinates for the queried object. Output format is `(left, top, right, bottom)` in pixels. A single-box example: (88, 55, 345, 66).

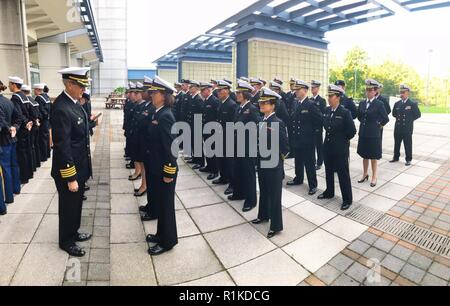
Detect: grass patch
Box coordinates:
(419, 105, 450, 114)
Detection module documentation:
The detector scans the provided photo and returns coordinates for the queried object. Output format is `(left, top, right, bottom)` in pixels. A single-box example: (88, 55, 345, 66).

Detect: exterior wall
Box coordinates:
(247, 38, 329, 96)
(91, 0, 127, 95)
(157, 68, 178, 85)
(0, 0, 30, 86)
(37, 42, 70, 96)
(181, 61, 232, 83)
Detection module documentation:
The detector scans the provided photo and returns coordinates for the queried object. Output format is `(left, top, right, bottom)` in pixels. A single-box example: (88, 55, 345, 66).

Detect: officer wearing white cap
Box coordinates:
(186, 80, 205, 170)
(198, 82, 221, 180)
(287, 80, 322, 195)
(0, 80, 21, 214)
(269, 81, 290, 125)
(123, 81, 136, 167)
(249, 78, 264, 108)
(51, 67, 93, 257)
(144, 76, 179, 256)
(8, 77, 34, 184)
(310, 80, 327, 171)
(33, 84, 52, 163)
(285, 78, 298, 155)
(356, 79, 390, 188)
(228, 80, 261, 212)
(173, 82, 184, 123)
(252, 87, 289, 238)
(22, 85, 42, 171)
(335, 80, 357, 120)
(212, 80, 239, 187)
(317, 85, 357, 211)
(390, 84, 421, 166)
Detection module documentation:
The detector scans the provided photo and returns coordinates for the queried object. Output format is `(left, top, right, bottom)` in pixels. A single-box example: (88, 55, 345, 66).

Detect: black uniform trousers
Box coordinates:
(233, 157, 257, 209)
(218, 156, 233, 183)
(191, 128, 204, 167)
(144, 162, 159, 218)
(294, 144, 318, 189)
(324, 154, 353, 204)
(258, 164, 283, 232)
(150, 174, 178, 249)
(17, 132, 32, 183)
(394, 132, 413, 162)
(55, 178, 85, 248)
(203, 134, 218, 174)
(39, 120, 51, 161)
(32, 126, 41, 169)
(313, 129, 324, 167)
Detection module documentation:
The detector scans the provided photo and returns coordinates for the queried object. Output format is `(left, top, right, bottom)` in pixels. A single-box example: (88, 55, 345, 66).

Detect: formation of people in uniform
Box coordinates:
(0, 78, 53, 215)
(122, 75, 421, 256)
(1, 66, 422, 258)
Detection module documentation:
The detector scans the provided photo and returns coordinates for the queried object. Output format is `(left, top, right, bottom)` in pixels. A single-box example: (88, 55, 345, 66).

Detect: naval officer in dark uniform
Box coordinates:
(287, 80, 322, 195)
(51, 67, 93, 257)
(335, 80, 357, 120)
(390, 84, 421, 166)
(33, 83, 52, 163)
(229, 80, 261, 212)
(310, 80, 327, 170)
(318, 85, 357, 211)
(144, 76, 179, 256)
(268, 81, 290, 125)
(357, 79, 390, 188)
(252, 88, 289, 238)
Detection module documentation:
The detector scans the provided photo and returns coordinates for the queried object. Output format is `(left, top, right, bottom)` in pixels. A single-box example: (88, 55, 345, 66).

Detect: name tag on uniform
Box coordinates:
(206, 105, 212, 108)
(301, 110, 309, 114)
(244, 109, 250, 114)
(152, 120, 158, 125)
(77, 117, 84, 125)
(405, 106, 412, 110)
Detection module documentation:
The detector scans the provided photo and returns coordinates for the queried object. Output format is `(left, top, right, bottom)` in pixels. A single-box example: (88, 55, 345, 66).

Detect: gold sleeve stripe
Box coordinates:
(164, 166, 177, 171)
(61, 169, 77, 178)
(60, 166, 76, 174)
(163, 168, 177, 174)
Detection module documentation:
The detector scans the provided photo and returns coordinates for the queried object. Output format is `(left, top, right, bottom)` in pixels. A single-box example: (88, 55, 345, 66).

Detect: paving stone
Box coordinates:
(91, 236, 110, 249)
(205, 223, 276, 269)
(345, 262, 370, 283)
(31, 214, 58, 243)
(373, 238, 395, 253)
(381, 254, 406, 274)
(180, 272, 235, 286)
(0, 214, 43, 243)
(322, 216, 368, 242)
(111, 194, 138, 214)
(329, 254, 354, 272)
(88, 263, 110, 281)
(153, 235, 222, 285)
(229, 249, 309, 286)
(399, 264, 426, 284)
(188, 203, 245, 233)
(110, 243, 156, 286)
(407, 252, 433, 271)
(420, 273, 448, 286)
(314, 264, 342, 285)
(359, 232, 379, 245)
(177, 187, 223, 208)
(289, 201, 337, 226)
(283, 228, 348, 273)
(0, 244, 28, 285)
(364, 247, 387, 262)
(348, 240, 371, 255)
(331, 274, 360, 286)
(364, 276, 392, 286)
(428, 262, 450, 280)
(90, 249, 110, 264)
(7, 194, 53, 214)
(359, 194, 398, 213)
(390, 245, 414, 261)
(111, 214, 145, 243)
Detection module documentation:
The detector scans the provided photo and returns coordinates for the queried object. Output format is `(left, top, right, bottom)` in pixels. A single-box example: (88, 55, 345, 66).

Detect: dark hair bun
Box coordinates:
(0, 81, 7, 91)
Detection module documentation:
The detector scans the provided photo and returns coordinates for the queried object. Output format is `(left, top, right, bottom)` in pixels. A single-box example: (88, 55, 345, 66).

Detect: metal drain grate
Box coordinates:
(372, 215, 450, 259)
(346, 206, 385, 227)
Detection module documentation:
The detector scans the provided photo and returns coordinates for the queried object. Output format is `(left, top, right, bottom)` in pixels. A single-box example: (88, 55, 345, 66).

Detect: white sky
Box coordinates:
(127, 0, 450, 78)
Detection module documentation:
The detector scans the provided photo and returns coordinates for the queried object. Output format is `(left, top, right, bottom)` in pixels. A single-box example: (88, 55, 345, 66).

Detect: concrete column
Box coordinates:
(0, 0, 30, 86)
(37, 41, 70, 97)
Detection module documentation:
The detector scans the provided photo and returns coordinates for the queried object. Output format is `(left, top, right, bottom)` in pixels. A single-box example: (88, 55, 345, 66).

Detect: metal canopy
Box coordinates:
(78, 0, 104, 62)
(392, 0, 450, 12)
(207, 0, 395, 36)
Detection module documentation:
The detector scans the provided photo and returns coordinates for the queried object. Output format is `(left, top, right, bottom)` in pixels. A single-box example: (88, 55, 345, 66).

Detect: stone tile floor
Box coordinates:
(0, 102, 448, 286)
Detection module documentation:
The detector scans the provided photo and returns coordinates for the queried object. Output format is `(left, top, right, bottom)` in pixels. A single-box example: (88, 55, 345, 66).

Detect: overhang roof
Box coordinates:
(392, 0, 450, 12)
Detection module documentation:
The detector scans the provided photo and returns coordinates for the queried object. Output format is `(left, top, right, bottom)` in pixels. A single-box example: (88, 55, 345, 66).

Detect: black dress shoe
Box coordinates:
(76, 233, 92, 242)
(148, 245, 172, 256)
(129, 174, 141, 181)
(358, 175, 369, 184)
(207, 173, 219, 181)
(184, 157, 192, 162)
(308, 188, 318, 196)
(134, 190, 147, 197)
(389, 159, 399, 163)
(287, 180, 302, 186)
(146, 234, 159, 244)
(228, 195, 244, 201)
(251, 219, 269, 225)
(199, 167, 210, 173)
(318, 193, 334, 200)
(224, 187, 234, 195)
(139, 205, 148, 213)
(267, 231, 280, 239)
(0, 210, 7, 216)
(242, 206, 255, 213)
(187, 160, 196, 164)
(141, 213, 157, 222)
(126, 164, 135, 169)
(212, 178, 228, 185)
(84, 185, 90, 192)
(341, 203, 352, 211)
(82, 195, 87, 201)
(61, 245, 86, 257)
(405, 161, 412, 166)
(192, 164, 202, 170)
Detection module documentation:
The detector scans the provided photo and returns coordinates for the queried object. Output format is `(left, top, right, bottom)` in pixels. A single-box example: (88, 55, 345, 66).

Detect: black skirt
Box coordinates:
(357, 136, 382, 160)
